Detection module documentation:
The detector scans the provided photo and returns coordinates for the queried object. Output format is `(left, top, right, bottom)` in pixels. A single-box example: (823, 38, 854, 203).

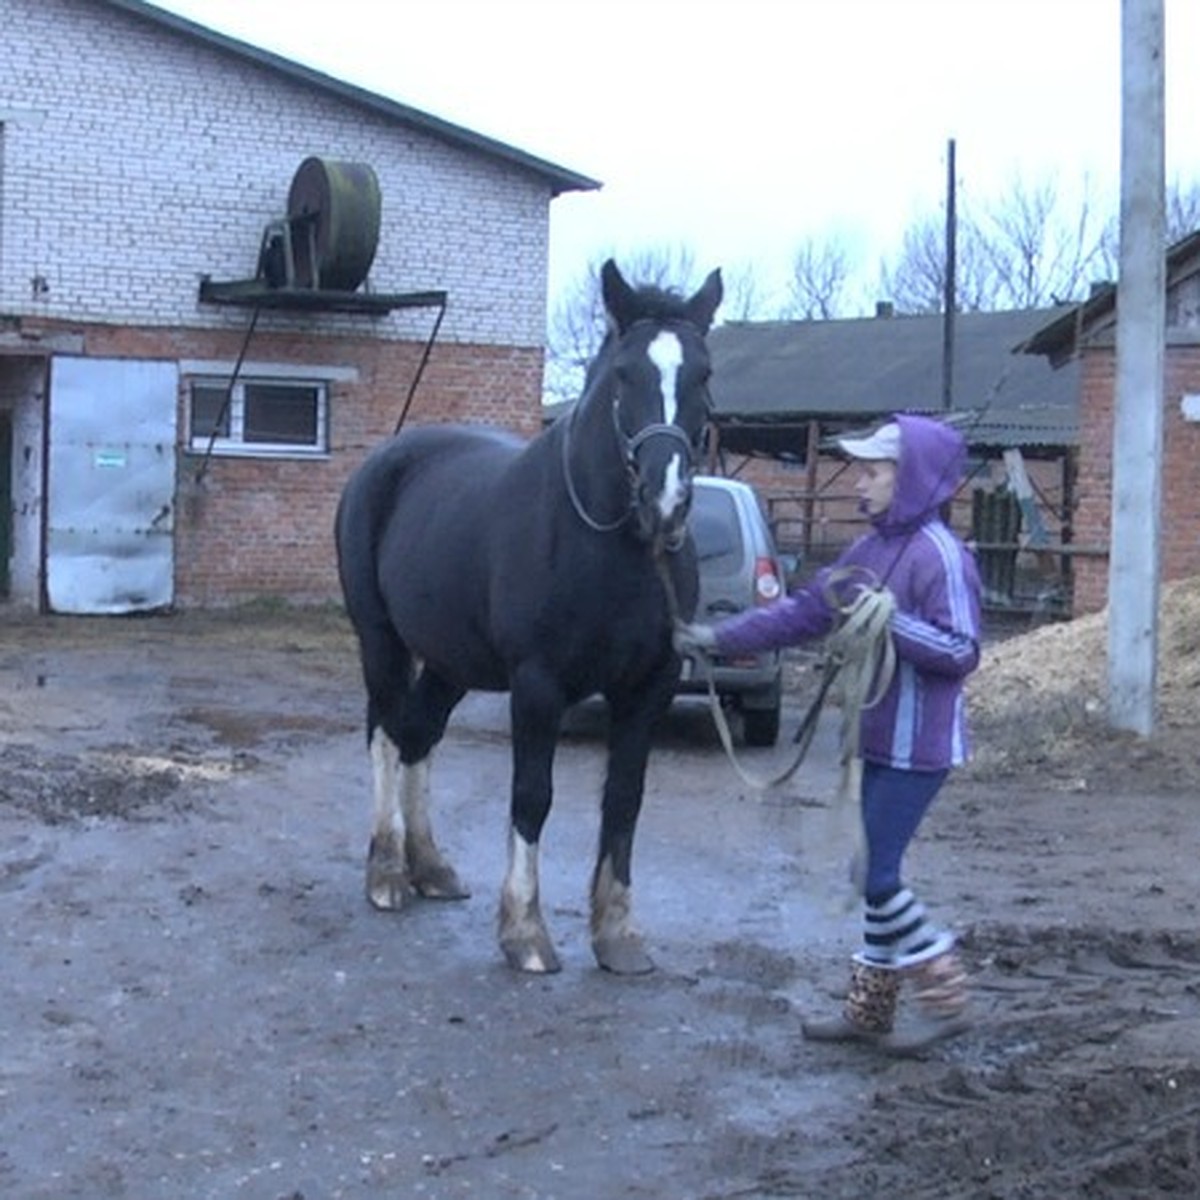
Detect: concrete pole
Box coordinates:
(1108, 0, 1165, 735)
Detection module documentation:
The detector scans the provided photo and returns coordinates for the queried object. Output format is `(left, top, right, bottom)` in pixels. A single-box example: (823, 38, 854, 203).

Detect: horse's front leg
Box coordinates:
(591, 683, 672, 975)
(499, 669, 564, 973)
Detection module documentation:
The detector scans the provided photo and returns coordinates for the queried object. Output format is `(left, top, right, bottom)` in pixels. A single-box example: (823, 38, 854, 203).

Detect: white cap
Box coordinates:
(836, 421, 901, 461)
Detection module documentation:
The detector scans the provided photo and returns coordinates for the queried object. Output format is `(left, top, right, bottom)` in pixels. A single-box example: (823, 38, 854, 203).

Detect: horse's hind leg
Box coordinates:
(399, 747, 470, 900)
(363, 638, 469, 909)
(367, 726, 410, 909)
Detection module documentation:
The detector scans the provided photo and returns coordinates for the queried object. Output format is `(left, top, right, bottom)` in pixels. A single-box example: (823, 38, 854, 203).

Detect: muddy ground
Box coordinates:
(2, 607, 1199, 1199)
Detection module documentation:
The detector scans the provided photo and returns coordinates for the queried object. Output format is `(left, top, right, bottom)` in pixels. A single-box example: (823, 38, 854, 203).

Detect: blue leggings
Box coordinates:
(861, 761, 949, 901)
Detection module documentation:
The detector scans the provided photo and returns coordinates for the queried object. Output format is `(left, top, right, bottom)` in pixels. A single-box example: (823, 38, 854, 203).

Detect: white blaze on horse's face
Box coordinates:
(648, 331, 684, 424)
(647, 331, 689, 521)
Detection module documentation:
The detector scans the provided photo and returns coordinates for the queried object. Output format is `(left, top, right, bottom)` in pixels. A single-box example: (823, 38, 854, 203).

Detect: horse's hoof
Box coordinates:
(412, 862, 471, 901)
(366, 833, 411, 910)
(366, 866, 412, 911)
(593, 935, 655, 975)
(501, 936, 562, 974)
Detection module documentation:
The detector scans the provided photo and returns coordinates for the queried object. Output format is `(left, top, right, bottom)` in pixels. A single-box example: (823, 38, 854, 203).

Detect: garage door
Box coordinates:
(47, 357, 178, 614)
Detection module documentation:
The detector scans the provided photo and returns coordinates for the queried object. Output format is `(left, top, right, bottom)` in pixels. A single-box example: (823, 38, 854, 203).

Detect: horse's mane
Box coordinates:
(619, 283, 697, 325)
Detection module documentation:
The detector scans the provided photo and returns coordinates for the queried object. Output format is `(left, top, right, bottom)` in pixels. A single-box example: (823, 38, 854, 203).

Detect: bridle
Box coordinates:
(562, 319, 709, 537)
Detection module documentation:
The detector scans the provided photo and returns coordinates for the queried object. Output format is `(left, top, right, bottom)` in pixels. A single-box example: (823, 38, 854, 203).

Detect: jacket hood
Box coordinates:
(876, 413, 967, 532)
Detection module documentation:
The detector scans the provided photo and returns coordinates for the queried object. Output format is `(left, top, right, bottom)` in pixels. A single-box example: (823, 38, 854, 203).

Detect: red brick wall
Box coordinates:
(1073, 343, 1200, 615)
(1163, 345, 1200, 590)
(1071, 352, 1116, 615)
(66, 323, 544, 607)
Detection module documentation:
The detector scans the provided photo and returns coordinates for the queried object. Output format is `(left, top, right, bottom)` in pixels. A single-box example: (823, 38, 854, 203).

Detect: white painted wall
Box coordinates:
(0, 0, 555, 347)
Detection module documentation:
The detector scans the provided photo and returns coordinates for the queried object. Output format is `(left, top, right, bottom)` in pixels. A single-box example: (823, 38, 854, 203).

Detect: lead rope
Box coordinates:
(658, 556, 897, 795)
(823, 581, 896, 909)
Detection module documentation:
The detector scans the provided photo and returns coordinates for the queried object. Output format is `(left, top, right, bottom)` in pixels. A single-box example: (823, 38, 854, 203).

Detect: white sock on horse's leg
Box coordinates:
(499, 826, 559, 972)
(366, 727, 409, 909)
(401, 756, 468, 899)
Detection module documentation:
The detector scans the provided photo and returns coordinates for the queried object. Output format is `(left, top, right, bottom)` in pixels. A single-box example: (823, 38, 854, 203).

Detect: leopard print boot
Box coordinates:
(882, 949, 971, 1056)
(803, 959, 900, 1043)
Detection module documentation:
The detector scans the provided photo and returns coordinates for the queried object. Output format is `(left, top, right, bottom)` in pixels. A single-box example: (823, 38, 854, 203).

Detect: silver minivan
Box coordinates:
(677, 475, 787, 746)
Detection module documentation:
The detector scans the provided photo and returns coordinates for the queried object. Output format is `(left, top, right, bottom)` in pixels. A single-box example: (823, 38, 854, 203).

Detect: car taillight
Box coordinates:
(754, 557, 782, 604)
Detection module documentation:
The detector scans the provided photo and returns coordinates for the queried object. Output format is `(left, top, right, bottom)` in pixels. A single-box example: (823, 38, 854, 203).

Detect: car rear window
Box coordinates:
(689, 487, 745, 576)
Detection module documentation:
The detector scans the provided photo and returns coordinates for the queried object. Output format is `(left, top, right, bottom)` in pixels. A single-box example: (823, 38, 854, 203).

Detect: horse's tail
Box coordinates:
(335, 443, 402, 633)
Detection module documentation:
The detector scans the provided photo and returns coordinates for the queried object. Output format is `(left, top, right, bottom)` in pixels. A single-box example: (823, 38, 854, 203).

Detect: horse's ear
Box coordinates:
(686, 268, 724, 333)
(600, 259, 639, 331)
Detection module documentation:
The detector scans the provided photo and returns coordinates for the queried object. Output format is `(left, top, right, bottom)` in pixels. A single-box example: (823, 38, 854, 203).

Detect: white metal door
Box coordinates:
(47, 357, 178, 614)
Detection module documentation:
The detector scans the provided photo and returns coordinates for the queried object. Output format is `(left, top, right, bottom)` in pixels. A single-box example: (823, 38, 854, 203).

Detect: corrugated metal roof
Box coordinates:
(709, 307, 1079, 453)
(97, 0, 600, 197)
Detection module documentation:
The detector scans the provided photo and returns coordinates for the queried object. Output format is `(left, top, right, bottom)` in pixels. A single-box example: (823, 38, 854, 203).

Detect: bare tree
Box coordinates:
(876, 216, 946, 314)
(1075, 175, 1200, 286)
(880, 175, 1116, 313)
(784, 235, 855, 319)
(1166, 177, 1200, 241)
(719, 261, 772, 322)
(974, 176, 1108, 307)
(545, 258, 608, 405)
(875, 215, 996, 312)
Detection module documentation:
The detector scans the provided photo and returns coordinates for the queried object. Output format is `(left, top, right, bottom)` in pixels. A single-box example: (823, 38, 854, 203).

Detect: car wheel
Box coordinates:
(742, 703, 781, 748)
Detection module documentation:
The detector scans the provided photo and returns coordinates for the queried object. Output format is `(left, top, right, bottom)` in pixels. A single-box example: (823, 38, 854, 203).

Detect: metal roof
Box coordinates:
(708, 307, 1079, 456)
(97, 0, 600, 198)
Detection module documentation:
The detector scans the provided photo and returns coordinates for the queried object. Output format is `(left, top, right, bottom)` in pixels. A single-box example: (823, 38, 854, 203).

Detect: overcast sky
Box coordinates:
(154, 0, 1199, 310)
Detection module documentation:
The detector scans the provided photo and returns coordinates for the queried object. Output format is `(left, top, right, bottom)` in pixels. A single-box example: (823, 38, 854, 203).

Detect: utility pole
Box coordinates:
(1108, 0, 1165, 735)
(942, 138, 956, 411)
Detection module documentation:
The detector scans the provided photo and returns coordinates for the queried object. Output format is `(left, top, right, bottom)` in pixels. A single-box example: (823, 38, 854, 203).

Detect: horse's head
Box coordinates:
(595, 259, 723, 550)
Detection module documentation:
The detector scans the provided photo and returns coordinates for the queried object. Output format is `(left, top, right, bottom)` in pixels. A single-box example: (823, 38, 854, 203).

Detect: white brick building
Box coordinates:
(0, 0, 596, 610)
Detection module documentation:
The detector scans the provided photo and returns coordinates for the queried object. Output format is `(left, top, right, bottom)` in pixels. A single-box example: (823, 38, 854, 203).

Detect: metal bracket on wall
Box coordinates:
(192, 288, 449, 481)
(194, 302, 261, 485)
(394, 299, 446, 434)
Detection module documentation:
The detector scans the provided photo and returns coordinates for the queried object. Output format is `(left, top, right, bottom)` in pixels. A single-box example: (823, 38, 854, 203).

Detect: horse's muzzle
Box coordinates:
(625, 421, 696, 548)
(633, 473, 692, 551)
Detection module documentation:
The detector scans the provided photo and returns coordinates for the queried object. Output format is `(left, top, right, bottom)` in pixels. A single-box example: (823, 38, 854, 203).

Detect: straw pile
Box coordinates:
(966, 575, 1200, 783)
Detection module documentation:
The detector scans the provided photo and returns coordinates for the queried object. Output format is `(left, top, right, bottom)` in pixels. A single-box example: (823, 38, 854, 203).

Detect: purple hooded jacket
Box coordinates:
(714, 413, 982, 771)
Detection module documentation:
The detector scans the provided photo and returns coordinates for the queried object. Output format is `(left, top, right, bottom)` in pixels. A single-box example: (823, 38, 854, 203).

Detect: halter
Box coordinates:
(617, 399, 698, 468)
(563, 319, 708, 536)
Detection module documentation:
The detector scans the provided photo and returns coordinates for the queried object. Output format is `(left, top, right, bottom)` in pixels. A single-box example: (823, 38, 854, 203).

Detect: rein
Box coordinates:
(562, 400, 631, 532)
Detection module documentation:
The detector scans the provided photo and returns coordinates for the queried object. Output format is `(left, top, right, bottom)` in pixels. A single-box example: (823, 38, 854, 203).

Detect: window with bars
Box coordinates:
(187, 378, 328, 457)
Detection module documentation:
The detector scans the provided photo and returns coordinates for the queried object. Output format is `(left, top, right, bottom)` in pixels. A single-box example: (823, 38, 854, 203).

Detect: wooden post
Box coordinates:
(803, 418, 820, 560)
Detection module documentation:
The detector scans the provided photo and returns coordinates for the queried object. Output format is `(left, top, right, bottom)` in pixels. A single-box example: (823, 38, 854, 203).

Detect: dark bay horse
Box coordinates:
(335, 259, 723, 974)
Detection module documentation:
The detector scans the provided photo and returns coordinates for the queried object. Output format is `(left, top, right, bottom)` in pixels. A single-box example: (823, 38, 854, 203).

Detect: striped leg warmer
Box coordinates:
(856, 887, 954, 969)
